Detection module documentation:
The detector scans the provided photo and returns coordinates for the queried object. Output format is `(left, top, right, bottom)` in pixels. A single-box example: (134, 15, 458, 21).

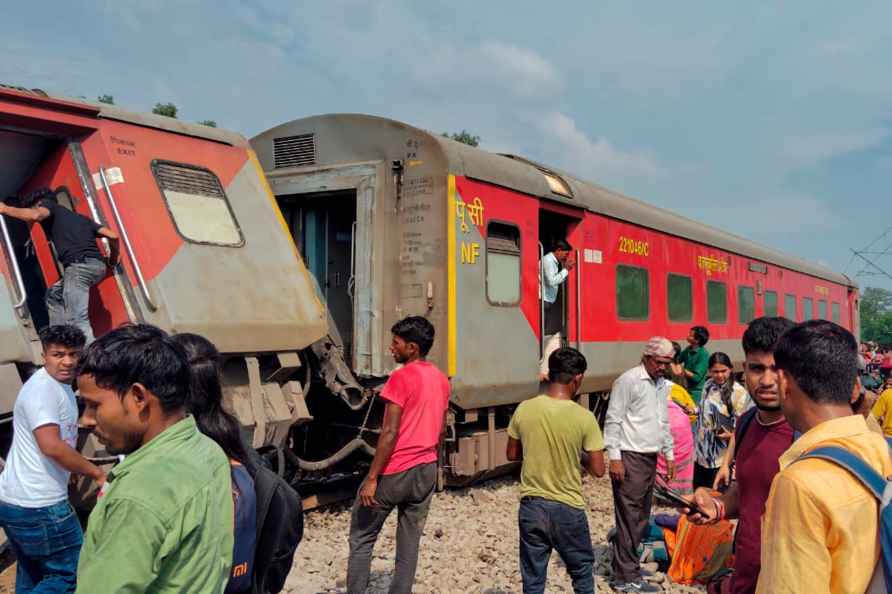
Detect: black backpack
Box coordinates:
(250, 466, 304, 594)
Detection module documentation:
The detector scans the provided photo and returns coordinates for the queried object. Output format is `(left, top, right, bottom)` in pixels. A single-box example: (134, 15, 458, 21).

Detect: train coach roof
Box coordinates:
(282, 113, 851, 288)
(0, 84, 246, 147)
(447, 138, 855, 287)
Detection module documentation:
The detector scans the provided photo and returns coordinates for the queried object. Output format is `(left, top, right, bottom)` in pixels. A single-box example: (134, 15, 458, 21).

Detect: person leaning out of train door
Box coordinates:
(538, 239, 575, 381)
(0, 188, 119, 344)
(678, 326, 710, 405)
(346, 316, 450, 594)
(605, 337, 675, 593)
(506, 347, 605, 594)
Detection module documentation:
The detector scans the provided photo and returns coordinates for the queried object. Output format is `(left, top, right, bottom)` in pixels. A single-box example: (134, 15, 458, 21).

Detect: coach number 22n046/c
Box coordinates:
(618, 236, 650, 257)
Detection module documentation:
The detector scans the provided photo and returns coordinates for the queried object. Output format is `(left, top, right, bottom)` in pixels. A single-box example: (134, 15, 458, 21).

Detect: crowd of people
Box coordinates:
(6, 318, 886, 594)
(0, 323, 303, 594)
(512, 317, 892, 594)
(1, 224, 891, 594)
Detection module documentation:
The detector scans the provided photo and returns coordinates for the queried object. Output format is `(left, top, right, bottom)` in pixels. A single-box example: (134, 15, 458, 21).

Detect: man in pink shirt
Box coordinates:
(346, 316, 450, 594)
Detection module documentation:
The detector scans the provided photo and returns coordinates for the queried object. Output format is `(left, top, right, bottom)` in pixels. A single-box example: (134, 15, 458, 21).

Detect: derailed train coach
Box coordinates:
(252, 113, 858, 484)
(0, 86, 329, 499)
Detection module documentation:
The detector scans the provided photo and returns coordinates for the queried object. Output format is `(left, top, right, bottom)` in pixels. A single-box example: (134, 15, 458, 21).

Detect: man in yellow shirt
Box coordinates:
(870, 376, 892, 437)
(756, 320, 892, 594)
(507, 347, 605, 594)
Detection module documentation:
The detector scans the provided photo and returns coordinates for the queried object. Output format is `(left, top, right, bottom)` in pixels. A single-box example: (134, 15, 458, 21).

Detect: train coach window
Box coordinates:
(818, 299, 827, 320)
(785, 294, 797, 321)
(151, 160, 244, 247)
(738, 286, 755, 324)
(667, 273, 692, 322)
(765, 290, 778, 317)
(707, 280, 727, 323)
(803, 297, 814, 320)
(832, 301, 840, 323)
(485, 222, 521, 306)
(616, 265, 649, 320)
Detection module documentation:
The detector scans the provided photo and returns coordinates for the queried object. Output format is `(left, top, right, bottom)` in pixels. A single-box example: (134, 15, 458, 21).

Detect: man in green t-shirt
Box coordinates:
(679, 325, 710, 403)
(507, 347, 605, 594)
(75, 325, 234, 594)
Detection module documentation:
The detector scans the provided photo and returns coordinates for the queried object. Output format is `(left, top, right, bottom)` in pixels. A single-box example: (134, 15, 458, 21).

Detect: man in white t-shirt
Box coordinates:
(0, 325, 105, 593)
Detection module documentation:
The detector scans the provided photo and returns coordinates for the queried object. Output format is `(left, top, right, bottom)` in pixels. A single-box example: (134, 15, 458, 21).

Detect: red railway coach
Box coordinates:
(0, 86, 328, 488)
(252, 114, 858, 484)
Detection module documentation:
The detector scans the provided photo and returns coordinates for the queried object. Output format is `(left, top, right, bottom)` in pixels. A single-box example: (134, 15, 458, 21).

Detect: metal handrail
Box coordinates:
(80, 174, 111, 255)
(576, 249, 582, 350)
(99, 168, 157, 311)
(0, 214, 26, 310)
(347, 220, 357, 298)
(539, 242, 545, 357)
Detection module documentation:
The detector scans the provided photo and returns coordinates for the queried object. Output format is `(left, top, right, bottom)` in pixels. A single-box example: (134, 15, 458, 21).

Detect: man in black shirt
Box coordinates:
(0, 188, 119, 342)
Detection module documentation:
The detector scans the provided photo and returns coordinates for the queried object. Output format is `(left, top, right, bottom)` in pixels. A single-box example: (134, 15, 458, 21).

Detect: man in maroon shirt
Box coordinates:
(688, 316, 795, 594)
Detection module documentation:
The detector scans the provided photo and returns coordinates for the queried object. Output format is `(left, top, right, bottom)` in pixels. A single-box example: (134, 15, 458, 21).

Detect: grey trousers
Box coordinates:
(46, 258, 106, 343)
(346, 462, 437, 594)
(610, 451, 657, 583)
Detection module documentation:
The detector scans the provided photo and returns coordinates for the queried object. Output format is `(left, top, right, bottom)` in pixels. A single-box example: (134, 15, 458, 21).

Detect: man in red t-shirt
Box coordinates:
(346, 316, 450, 594)
(688, 317, 795, 594)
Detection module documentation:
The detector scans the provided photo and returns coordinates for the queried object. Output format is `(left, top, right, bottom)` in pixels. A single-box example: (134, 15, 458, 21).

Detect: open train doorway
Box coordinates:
(0, 128, 68, 333)
(278, 190, 357, 358)
(538, 209, 578, 344)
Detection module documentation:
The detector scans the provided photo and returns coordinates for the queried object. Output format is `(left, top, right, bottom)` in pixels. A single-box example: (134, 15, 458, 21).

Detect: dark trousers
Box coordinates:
(610, 451, 657, 583)
(45, 257, 107, 344)
(0, 500, 82, 594)
(518, 497, 595, 594)
(694, 463, 719, 491)
(346, 462, 437, 594)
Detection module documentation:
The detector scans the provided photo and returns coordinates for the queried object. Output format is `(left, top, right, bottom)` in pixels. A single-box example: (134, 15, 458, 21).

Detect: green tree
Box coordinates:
(97, 94, 115, 105)
(860, 287, 892, 344)
(152, 102, 178, 118)
(198, 120, 217, 128)
(442, 130, 480, 147)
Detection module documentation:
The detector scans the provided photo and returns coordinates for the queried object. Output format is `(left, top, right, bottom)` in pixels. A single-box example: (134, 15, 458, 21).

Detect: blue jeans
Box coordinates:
(0, 500, 82, 594)
(518, 496, 595, 594)
(46, 257, 107, 343)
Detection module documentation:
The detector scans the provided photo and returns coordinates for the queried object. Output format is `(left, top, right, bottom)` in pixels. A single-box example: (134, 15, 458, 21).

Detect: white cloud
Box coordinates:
(699, 191, 843, 236)
(782, 127, 888, 164)
(411, 40, 563, 100)
(477, 41, 562, 96)
(537, 111, 662, 178)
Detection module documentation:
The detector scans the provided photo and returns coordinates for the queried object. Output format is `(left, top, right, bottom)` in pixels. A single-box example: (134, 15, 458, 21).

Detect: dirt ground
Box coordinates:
(0, 560, 14, 593)
(0, 476, 708, 593)
(284, 476, 707, 594)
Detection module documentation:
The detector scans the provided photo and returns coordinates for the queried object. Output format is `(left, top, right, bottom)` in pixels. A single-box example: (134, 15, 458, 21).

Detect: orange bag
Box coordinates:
(665, 515, 735, 585)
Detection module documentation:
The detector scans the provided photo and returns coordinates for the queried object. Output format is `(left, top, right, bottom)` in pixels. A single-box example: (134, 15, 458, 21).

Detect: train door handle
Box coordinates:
(0, 214, 27, 310)
(98, 167, 157, 311)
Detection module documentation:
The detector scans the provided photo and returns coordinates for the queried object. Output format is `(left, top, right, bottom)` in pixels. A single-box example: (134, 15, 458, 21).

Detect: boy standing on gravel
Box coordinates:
(507, 347, 606, 594)
(346, 316, 450, 594)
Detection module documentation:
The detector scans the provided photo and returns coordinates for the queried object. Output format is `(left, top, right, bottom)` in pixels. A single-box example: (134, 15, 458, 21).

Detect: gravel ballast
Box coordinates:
(284, 475, 707, 594)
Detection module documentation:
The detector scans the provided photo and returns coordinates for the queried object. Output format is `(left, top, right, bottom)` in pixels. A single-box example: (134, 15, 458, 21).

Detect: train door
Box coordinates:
(270, 162, 384, 376)
(281, 191, 357, 355)
(11, 142, 134, 337)
(538, 207, 583, 352)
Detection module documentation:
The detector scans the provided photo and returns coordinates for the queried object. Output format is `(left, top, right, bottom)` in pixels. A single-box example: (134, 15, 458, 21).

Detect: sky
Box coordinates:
(4, 1, 892, 289)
